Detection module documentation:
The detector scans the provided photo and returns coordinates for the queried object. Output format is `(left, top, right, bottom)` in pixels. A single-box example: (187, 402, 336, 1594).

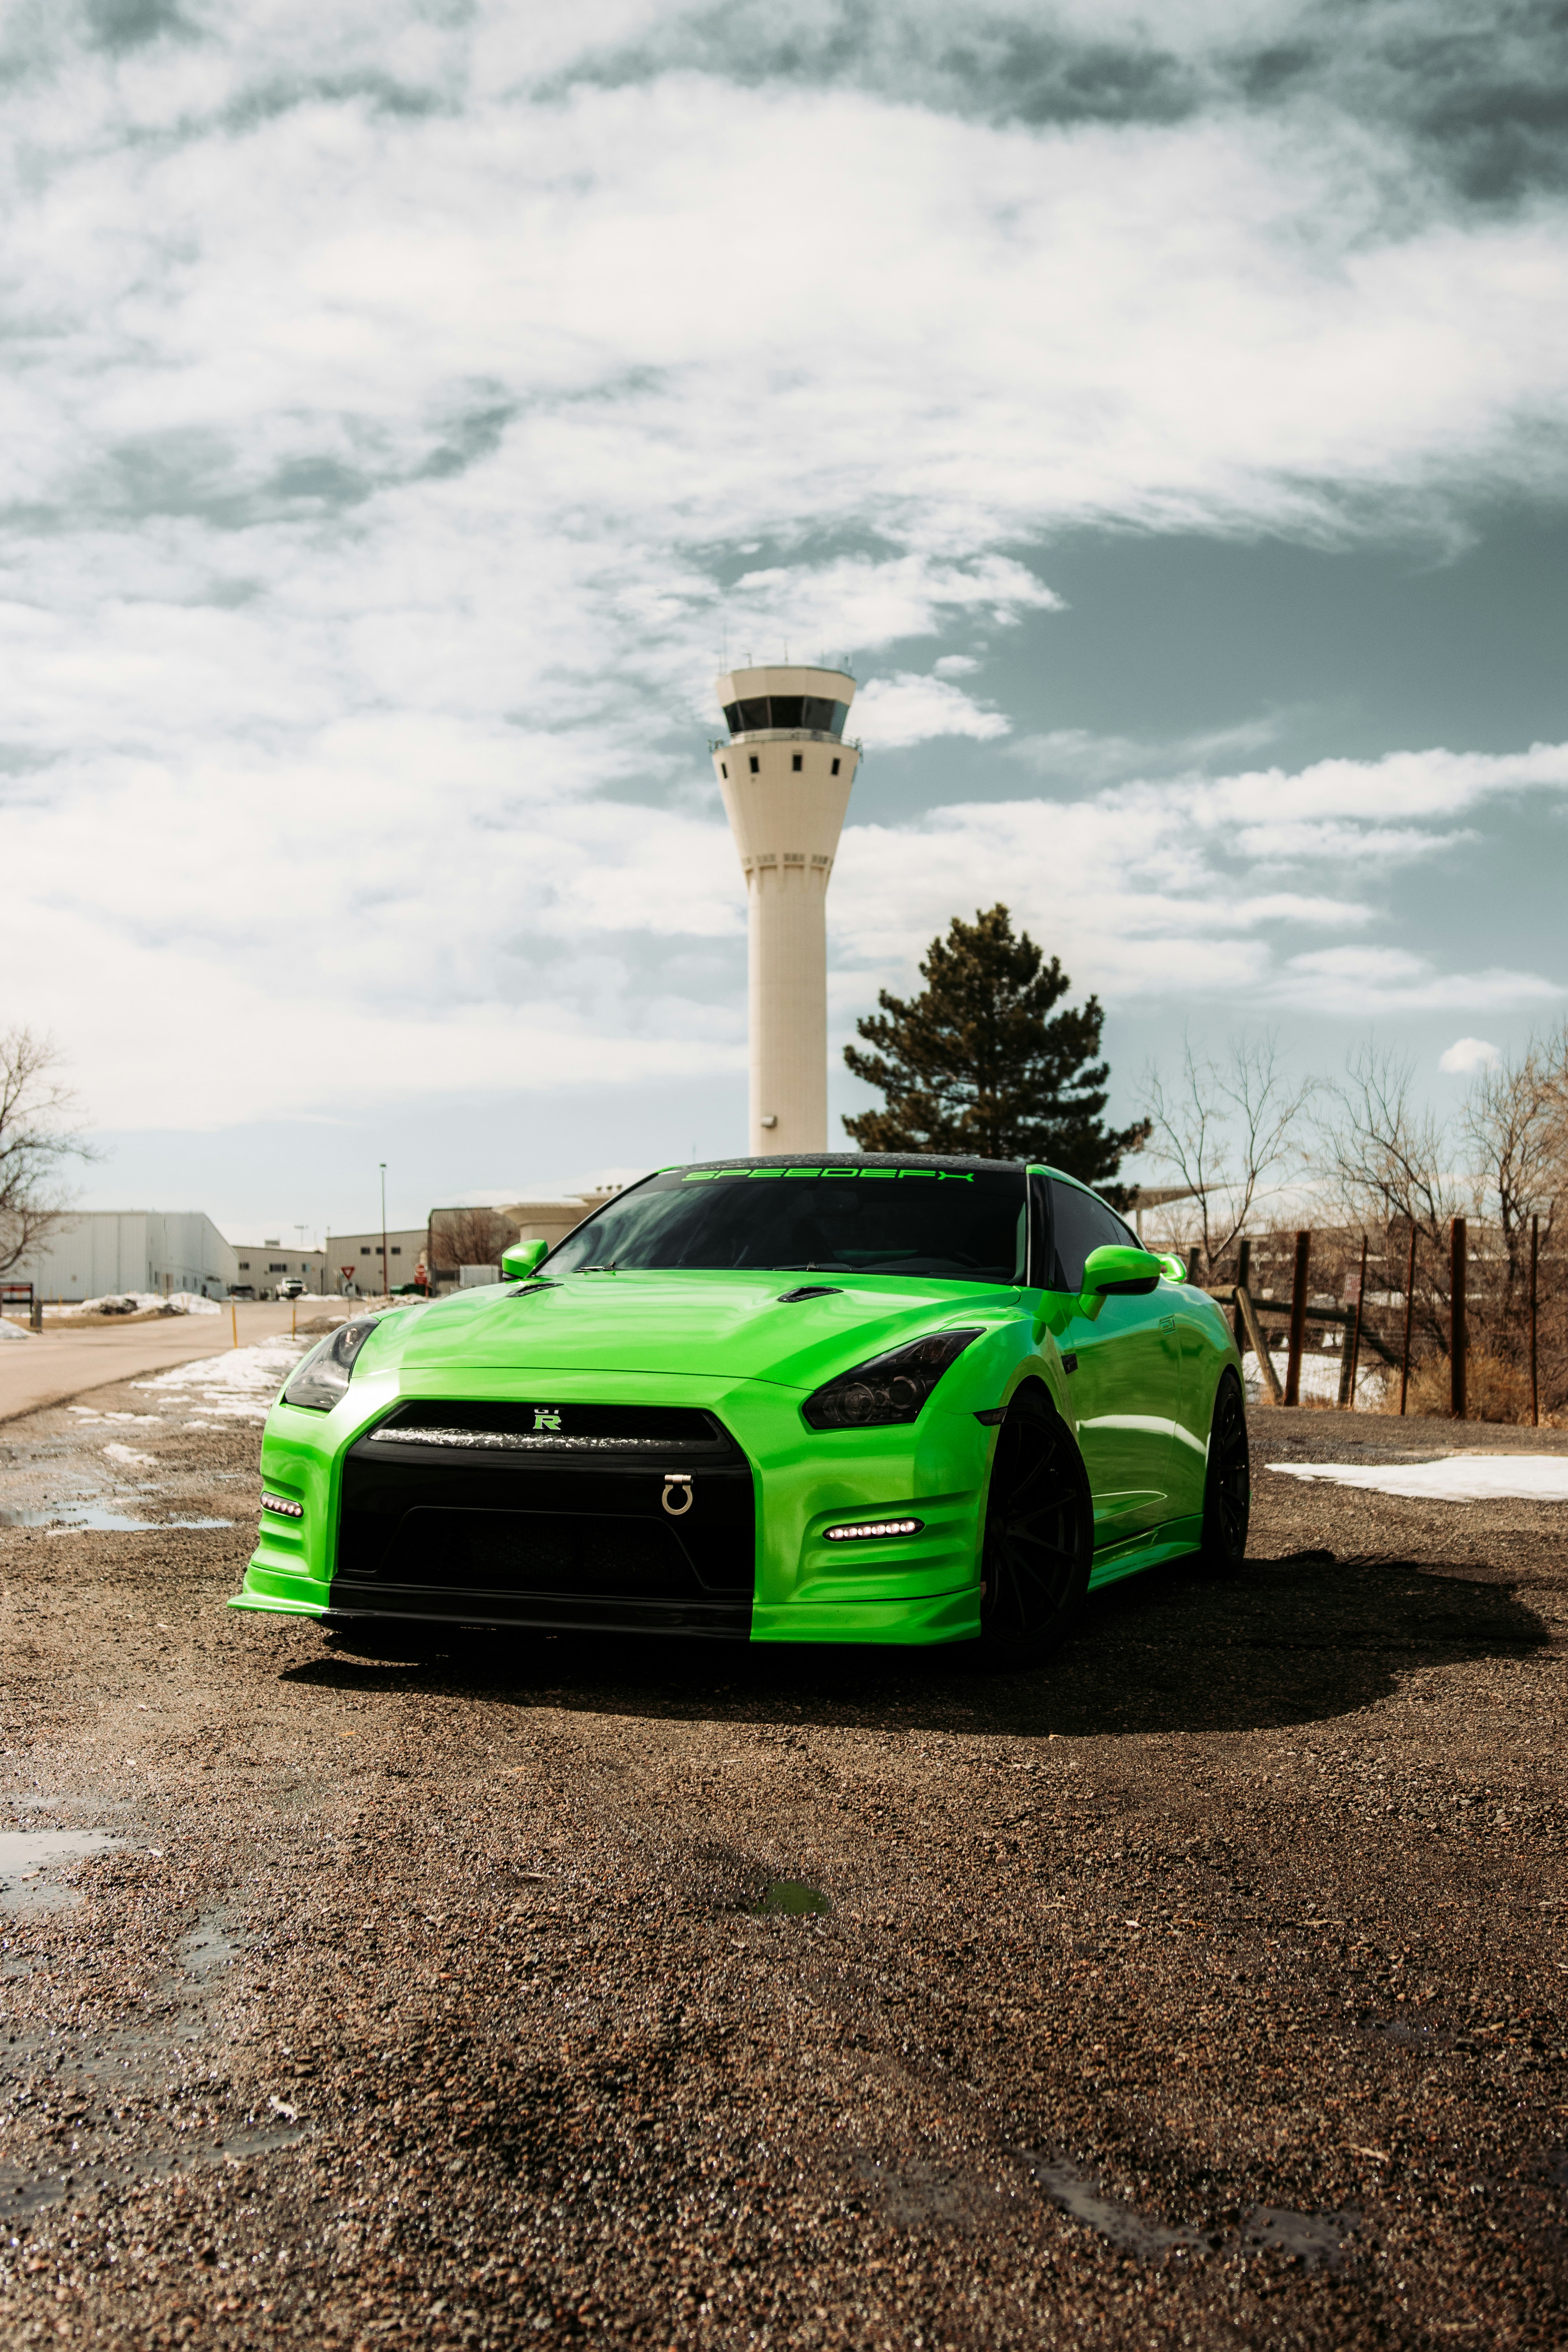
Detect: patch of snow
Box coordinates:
(77, 1291, 221, 1316)
(102, 1443, 157, 1468)
(1268, 1456, 1568, 1503)
(134, 1339, 309, 1422)
(0, 1316, 29, 1341)
(1241, 1351, 1386, 1407)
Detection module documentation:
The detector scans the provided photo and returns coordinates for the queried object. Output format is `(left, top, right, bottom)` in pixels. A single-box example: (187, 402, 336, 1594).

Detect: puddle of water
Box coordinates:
(1241, 2206, 1359, 2266)
(0, 1505, 231, 1532)
(1019, 2148, 1358, 2271)
(0, 1830, 123, 1913)
(1365, 2012, 1444, 2049)
(0, 2125, 306, 2225)
(0, 1504, 154, 1531)
(0, 1902, 308, 2221)
(1025, 2154, 1202, 2258)
(854, 2155, 987, 2227)
(180, 1918, 243, 1979)
(751, 1879, 832, 1917)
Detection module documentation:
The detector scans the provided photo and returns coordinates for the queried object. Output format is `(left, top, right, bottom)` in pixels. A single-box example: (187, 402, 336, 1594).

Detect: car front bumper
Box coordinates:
(230, 1367, 993, 1647)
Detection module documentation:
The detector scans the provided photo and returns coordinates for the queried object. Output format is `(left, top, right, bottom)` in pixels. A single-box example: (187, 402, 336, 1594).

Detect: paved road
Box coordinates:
(0, 1392, 1566, 2346)
(0, 1301, 306, 1423)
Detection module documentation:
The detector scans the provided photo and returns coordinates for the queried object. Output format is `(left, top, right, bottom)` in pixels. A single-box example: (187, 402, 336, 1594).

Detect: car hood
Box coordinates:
(391, 1269, 1018, 1390)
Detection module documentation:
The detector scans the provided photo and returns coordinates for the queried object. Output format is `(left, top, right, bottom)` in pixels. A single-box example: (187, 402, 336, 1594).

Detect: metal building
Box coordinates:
(10, 1211, 237, 1302)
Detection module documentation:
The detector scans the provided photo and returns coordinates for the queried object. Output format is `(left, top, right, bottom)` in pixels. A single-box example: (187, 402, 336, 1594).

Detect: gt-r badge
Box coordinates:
(661, 1474, 694, 1517)
(532, 1406, 563, 1432)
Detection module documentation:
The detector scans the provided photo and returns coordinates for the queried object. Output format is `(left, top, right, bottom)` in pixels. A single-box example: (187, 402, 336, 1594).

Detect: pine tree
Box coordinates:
(842, 905, 1148, 1197)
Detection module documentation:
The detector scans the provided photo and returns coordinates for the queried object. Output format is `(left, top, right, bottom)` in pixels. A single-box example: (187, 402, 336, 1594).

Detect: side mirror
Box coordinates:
(501, 1239, 549, 1282)
(1079, 1243, 1164, 1319)
(1156, 1252, 1188, 1284)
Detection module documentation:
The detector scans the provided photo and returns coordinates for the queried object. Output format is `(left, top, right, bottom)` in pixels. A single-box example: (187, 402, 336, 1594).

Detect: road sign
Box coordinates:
(340, 1265, 357, 1283)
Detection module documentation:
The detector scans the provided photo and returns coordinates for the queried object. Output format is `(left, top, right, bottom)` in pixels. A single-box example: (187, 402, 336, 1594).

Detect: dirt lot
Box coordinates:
(2, 1365, 1567, 2350)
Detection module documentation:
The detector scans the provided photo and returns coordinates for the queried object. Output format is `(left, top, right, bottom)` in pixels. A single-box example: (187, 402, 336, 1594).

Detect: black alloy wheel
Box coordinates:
(976, 1384, 1092, 1665)
(1198, 1372, 1251, 1570)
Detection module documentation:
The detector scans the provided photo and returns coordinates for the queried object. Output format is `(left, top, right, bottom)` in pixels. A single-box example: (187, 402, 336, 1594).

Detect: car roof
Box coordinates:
(675, 1152, 1030, 1176)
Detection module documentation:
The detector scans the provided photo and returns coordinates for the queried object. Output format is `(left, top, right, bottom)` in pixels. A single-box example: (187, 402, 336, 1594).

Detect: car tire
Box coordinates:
(974, 1384, 1093, 1666)
(1197, 1371, 1250, 1571)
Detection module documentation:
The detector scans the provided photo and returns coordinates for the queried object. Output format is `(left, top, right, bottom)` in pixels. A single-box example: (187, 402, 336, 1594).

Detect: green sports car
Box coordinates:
(230, 1155, 1250, 1661)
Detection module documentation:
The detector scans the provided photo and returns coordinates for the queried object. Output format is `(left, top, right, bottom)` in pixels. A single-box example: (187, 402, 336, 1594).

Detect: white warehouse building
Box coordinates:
(12, 1211, 237, 1303)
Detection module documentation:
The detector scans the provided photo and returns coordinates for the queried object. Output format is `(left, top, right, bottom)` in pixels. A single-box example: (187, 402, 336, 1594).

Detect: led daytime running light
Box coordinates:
(825, 1517, 924, 1542)
(260, 1493, 303, 1519)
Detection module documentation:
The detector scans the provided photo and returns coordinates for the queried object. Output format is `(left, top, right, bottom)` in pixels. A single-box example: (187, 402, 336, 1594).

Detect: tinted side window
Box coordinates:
(1049, 1181, 1136, 1289)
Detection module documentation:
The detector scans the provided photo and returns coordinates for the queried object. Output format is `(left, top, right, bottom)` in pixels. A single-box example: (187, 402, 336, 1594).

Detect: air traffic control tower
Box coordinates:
(712, 665, 860, 1155)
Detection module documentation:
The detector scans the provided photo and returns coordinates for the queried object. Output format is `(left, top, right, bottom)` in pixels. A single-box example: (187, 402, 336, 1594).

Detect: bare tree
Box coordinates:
(429, 1206, 517, 1272)
(1318, 1043, 1461, 1242)
(1142, 1030, 1315, 1271)
(1459, 1027, 1568, 1317)
(0, 1028, 96, 1276)
(1315, 1043, 1465, 1364)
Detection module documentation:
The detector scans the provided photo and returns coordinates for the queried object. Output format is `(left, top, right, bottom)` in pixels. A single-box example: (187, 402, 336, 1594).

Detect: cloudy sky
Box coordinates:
(5, 0, 1567, 1238)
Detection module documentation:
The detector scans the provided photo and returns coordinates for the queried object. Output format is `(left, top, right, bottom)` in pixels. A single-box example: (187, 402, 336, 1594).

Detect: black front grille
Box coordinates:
(365, 1399, 736, 1453)
(332, 1404, 754, 1638)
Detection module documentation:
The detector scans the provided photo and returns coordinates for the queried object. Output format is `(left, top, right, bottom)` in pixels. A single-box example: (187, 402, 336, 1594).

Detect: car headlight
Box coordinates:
(281, 1315, 383, 1412)
(801, 1329, 981, 1431)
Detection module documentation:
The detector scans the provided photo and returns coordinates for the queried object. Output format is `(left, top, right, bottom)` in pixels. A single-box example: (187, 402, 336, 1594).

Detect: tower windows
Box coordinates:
(720, 761, 728, 778)
(748, 755, 760, 775)
(791, 753, 802, 772)
(723, 697, 849, 738)
(831, 757, 840, 775)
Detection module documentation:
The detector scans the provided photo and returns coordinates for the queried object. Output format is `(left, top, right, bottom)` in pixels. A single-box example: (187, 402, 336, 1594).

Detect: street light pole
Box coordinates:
(380, 1164, 389, 1301)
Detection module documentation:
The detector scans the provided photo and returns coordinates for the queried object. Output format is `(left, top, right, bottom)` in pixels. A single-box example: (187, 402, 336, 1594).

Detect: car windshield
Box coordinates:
(547, 1166, 1027, 1284)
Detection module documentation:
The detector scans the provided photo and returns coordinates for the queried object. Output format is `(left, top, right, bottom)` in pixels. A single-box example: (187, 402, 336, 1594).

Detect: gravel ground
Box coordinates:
(2, 1377, 1568, 2350)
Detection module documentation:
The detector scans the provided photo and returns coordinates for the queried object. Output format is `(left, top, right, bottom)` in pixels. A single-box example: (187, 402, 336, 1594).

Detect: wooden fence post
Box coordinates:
(1450, 1215, 1467, 1421)
(1235, 1284, 1284, 1405)
(1234, 1236, 1251, 1351)
(1338, 1231, 1368, 1409)
(1284, 1229, 1311, 1407)
(1530, 1212, 1540, 1429)
(1399, 1225, 1417, 1416)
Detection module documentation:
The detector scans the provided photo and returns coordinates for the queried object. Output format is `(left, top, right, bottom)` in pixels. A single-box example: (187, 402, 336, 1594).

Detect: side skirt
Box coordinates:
(1087, 1514, 1203, 1591)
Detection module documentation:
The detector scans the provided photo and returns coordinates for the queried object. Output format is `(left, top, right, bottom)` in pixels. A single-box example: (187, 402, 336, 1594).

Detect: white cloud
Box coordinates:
(1006, 719, 1282, 784)
(852, 671, 1011, 749)
(828, 743, 1568, 1017)
(1281, 950, 1557, 1015)
(0, 14, 1562, 1137)
(1439, 1036, 1503, 1074)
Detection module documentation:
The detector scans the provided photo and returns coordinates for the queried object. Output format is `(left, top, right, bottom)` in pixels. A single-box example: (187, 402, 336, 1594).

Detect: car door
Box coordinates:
(1049, 1180, 1182, 1543)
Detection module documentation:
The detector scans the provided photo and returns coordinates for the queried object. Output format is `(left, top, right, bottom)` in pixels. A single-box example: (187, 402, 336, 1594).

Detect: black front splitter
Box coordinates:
(321, 1589, 752, 1640)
